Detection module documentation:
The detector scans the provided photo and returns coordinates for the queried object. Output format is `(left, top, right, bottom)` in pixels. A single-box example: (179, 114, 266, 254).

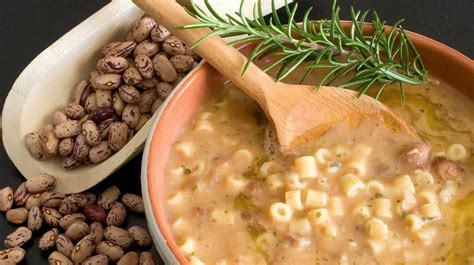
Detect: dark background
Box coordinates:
(0, 0, 472, 264)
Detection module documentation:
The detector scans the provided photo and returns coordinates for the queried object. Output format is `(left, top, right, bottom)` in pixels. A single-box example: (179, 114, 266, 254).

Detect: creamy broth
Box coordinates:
(163, 73, 473, 264)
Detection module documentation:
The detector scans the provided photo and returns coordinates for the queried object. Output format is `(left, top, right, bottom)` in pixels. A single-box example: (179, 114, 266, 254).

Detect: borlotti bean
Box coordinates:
(104, 226, 134, 249)
(48, 251, 73, 265)
(0, 176, 159, 264)
(82, 254, 109, 265)
(0, 187, 14, 212)
(25, 173, 56, 193)
(6, 208, 29, 224)
(41, 192, 66, 208)
(117, 251, 139, 265)
(106, 202, 127, 227)
(128, 226, 152, 247)
(121, 193, 145, 213)
(24, 16, 200, 169)
(13, 183, 30, 206)
(140, 251, 157, 265)
(4, 227, 32, 248)
(25, 193, 42, 209)
(89, 222, 104, 244)
(98, 186, 120, 210)
(58, 138, 74, 157)
(56, 234, 74, 258)
(59, 213, 87, 230)
(27, 206, 43, 232)
(0, 247, 26, 264)
(42, 206, 62, 227)
(39, 228, 59, 252)
(96, 241, 124, 262)
(65, 222, 90, 242)
(71, 235, 96, 264)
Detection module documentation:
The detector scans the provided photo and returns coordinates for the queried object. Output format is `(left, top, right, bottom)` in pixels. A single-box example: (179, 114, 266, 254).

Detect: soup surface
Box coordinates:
(163, 72, 473, 264)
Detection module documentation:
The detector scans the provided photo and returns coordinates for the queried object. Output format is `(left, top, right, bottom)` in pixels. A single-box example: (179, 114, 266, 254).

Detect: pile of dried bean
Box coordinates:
(25, 14, 201, 169)
(0, 173, 158, 264)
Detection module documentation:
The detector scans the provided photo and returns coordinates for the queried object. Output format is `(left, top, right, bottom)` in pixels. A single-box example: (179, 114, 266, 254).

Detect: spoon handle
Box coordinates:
(133, 0, 276, 108)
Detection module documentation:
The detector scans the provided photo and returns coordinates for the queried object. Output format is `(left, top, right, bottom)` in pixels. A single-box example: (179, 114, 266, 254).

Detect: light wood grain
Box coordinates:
(134, 0, 420, 153)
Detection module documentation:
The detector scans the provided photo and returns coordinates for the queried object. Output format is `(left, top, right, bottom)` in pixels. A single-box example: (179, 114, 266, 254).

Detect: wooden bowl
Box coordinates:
(141, 30, 473, 263)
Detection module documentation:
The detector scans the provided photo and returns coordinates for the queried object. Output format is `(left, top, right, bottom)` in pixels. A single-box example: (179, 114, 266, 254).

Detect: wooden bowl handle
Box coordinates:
(133, 0, 276, 108)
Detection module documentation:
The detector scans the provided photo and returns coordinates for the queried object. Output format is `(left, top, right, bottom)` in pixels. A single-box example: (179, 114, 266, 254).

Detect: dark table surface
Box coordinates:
(0, 0, 472, 264)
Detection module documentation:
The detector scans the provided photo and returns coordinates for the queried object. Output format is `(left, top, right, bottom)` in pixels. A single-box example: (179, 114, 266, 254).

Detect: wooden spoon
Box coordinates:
(134, 0, 420, 152)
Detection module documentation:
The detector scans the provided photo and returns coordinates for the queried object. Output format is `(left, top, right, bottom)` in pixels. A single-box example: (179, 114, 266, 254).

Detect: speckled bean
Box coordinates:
(55, 120, 82, 138)
(73, 134, 90, 161)
(65, 221, 90, 242)
(134, 40, 160, 57)
(162, 36, 185, 56)
(0, 247, 26, 264)
(25, 173, 56, 193)
(170, 55, 194, 73)
(132, 17, 156, 42)
(121, 193, 144, 213)
(73, 80, 91, 105)
(96, 241, 124, 262)
(48, 251, 73, 265)
(108, 122, 129, 152)
(138, 89, 157, 113)
(4, 227, 32, 248)
(6, 207, 28, 224)
(104, 41, 137, 57)
(106, 202, 127, 227)
(89, 222, 104, 244)
(104, 226, 133, 249)
(41, 191, 66, 208)
(39, 228, 59, 252)
(94, 74, 122, 90)
(71, 235, 96, 264)
(25, 193, 42, 209)
(134, 113, 151, 131)
(58, 138, 74, 157)
(98, 118, 114, 139)
(28, 206, 43, 232)
(82, 254, 109, 265)
(88, 141, 113, 164)
(56, 234, 74, 258)
(152, 54, 177, 82)
(52, 111, 68, 126)
(128, 226, 151, 247)
(42, 206, 62, 227)
(59, 213, 87, 230)
(82, 120, 101, 147)
(58, 197, 79, 215)
(13, 183, 30, 206)
(135, 55, 154, 79)
(122, 67, 143, 86)
(0, 187, 14, 212)
(65, 103, 85, 120)
(84, 93, 97, 113)
(97, 186, 120, 210)
(97, 56, 129, 74)
(118, 85, 141, 104)
(122, 104, 140, 128)
(25, 132, 45, 160)
(96, 89, 113, 109)
(151, 24, 171, 42)
(118, 251, 139, 265)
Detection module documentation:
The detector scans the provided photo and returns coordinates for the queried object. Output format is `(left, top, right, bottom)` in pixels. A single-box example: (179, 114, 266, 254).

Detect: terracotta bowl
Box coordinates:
(141, 29, 473, 264)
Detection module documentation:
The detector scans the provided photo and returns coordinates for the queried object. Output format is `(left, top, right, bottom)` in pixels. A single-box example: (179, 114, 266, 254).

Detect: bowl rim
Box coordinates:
(141, 28, 473, 264)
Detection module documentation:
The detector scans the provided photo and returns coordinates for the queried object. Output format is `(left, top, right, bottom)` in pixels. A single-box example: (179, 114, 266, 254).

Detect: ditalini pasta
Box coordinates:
(163, 82, 473, 264)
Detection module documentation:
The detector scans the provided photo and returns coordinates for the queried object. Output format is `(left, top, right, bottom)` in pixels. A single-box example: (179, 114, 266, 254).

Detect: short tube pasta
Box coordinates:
(294, 156, 318, 179)
(374, 198, 392, 219)
(269, 202, 292, 222)
(340, 173, 365, 197)
(285, 190, 304, 210)
(305, 190, 328, 209)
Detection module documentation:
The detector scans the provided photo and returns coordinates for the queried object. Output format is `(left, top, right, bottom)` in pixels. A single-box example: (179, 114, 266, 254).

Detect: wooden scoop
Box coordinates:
(134, 0, 420, 152)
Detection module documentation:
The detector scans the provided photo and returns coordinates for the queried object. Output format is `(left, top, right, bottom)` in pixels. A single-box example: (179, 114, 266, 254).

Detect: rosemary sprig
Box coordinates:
(182, 0, 428, 99)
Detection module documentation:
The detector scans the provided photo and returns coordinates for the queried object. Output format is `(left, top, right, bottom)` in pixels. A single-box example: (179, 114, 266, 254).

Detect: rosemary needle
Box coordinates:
(181, 0, 428, 100)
